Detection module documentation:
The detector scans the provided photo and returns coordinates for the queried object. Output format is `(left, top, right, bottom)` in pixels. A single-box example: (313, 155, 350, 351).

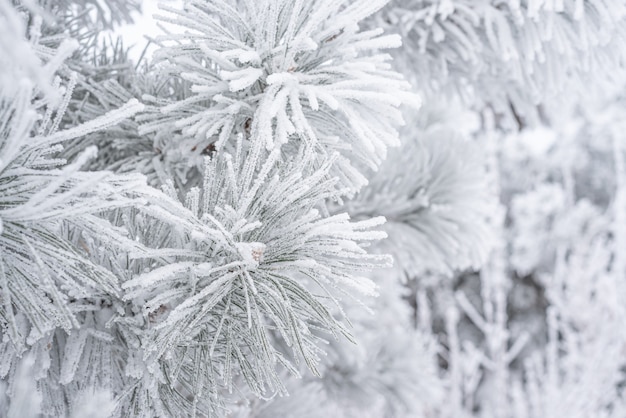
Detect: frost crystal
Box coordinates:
(3, 0, 626, 416)
(141, 0, 417, 191)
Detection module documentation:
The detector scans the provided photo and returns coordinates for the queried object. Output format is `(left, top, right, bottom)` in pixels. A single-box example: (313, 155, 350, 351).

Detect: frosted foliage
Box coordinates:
(420, 102, 626, 417)
(241, 276, 444, 418)
(346, 105, 493, 277)
(38, 0, 142, 29)
(141, 0, 417, 191)
(510, 185, 605, 276)
(1, 0, 397, 416)
(0, 1, 77, 102)
(509, 184, 567, 275)
(115, 137, 390, 416)
(254, 329, 442, 418)
(0, 2, 145, 355)
(4, 0, 626, 416)
(507, 228, 625, 417)
(378, 0, 626, 120)
(317, 285, 443, 417)
(0, 2, 146, 416)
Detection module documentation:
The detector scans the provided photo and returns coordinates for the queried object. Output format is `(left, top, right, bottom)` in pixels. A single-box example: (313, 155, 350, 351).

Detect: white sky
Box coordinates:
(109, 0, 183, 63)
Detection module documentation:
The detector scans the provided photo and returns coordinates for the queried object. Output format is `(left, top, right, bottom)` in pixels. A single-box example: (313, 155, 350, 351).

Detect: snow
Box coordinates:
(3, 0, 626, 416)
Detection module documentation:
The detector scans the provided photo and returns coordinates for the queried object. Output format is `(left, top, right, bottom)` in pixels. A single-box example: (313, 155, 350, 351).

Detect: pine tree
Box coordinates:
(1, 0, 411, 416)
(2, 0, 626, 417)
